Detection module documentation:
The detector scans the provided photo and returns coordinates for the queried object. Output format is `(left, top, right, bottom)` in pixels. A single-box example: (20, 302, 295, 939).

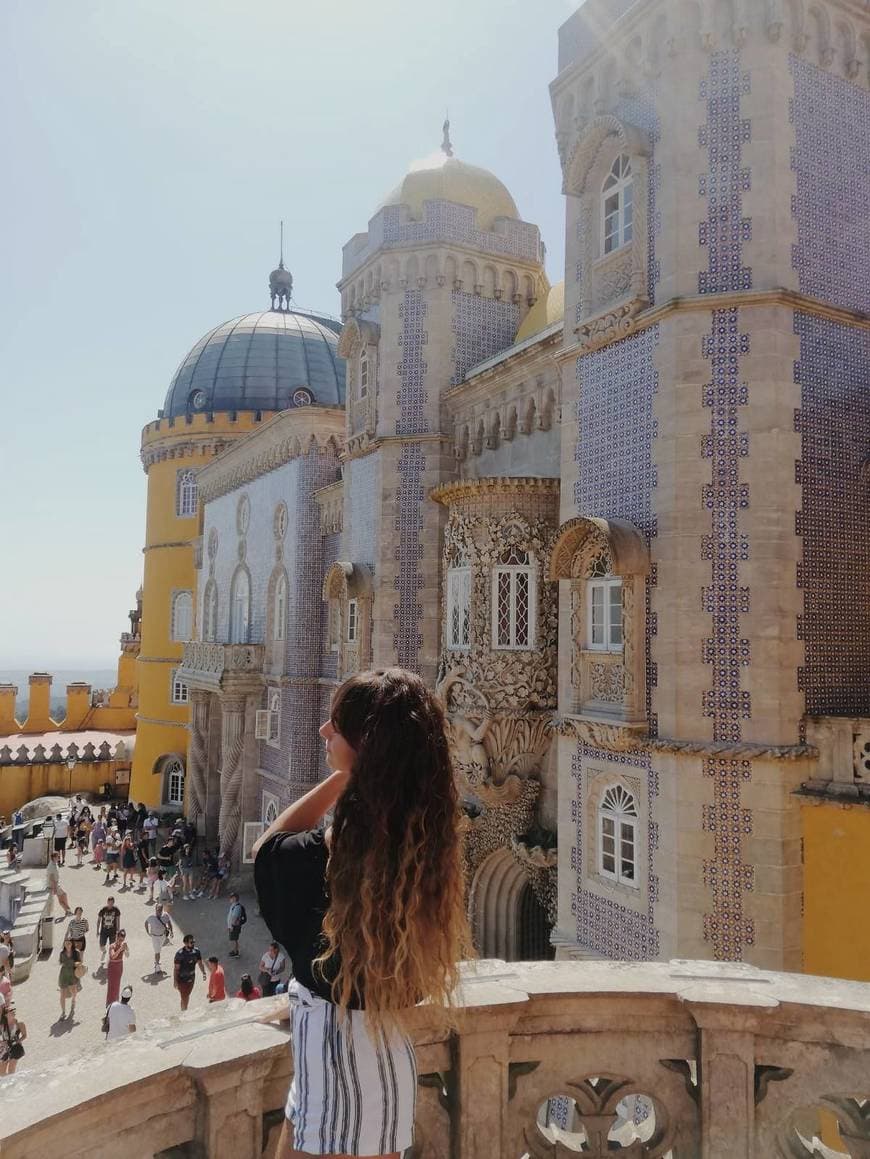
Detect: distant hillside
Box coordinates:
(0, 669, 118, 723)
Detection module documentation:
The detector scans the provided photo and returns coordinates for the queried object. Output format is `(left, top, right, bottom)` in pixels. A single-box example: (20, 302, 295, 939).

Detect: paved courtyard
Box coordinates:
(10, 848, 279, 1071)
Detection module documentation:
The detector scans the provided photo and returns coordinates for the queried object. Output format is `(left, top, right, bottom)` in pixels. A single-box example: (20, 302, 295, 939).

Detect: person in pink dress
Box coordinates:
(105, 928, 128, 1006)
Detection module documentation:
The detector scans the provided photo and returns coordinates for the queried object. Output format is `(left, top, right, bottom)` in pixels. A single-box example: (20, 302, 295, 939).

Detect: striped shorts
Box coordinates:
(286, 980, 417, 1156)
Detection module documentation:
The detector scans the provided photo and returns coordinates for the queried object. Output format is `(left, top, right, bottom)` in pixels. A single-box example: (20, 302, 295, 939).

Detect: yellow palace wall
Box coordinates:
(0, 761, 130, 818)
(803, 800, 870, 982)
(131, 412, 274, 808)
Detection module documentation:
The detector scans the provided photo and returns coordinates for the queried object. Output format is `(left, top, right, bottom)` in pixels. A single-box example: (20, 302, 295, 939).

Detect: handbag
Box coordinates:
(257, 970, 272, 989)
(74, 960, 86, 978)
(101, 1007, 110, 1035)
(9, 1037, 25, 1060)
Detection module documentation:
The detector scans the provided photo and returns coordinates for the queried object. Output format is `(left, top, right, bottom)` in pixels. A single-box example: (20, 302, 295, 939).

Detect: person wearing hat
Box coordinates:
(105, 985, 136, 1042)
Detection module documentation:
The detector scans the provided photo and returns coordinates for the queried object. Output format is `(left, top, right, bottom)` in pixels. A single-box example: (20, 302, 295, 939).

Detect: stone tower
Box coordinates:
(336, 126, 549, 682)
(548, 0, 870, 971)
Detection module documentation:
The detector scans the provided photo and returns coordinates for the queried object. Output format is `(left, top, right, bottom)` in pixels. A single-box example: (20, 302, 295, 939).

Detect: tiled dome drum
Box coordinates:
(161, 310, 346, 418)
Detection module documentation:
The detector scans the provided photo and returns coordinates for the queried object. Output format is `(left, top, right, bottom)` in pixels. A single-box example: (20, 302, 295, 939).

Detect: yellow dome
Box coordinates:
(515, 281, 564, 342)
(376, 150, 519, 231)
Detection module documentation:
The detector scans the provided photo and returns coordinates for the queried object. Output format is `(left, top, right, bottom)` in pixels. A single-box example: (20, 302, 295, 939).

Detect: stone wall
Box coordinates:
(5, 960, 870, 1158)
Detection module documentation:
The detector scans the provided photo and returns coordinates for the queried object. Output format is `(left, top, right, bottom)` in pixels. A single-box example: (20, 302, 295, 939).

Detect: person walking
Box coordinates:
(236, 973, 261, 1001)
(144, 904, 173, 975)
(143, 812, 159, 857)
(46, 851, 72, 919)
(52, 813, 69, 865)
(90, 817, 106, 863)
(173, 934, 206, 1011)
(58, 937, 84, 1020)
(65, 907, 89, 962)
(257, 941, 287, 997)
(105, 929, 129, 1005)
(97, 896, 121, 964)
(177, 843, 195, 899)
(105, 985, 136, 1042)
(146, 857, 160, 903)
(154, 869, 174, 912)
(103, 829, 120, 885)
(253, 668, 472, 1159)
(120, 835, 137, 889)
(205, 955, 226, 1003)
(74, 816, 90, 866)
(0, 996, 26, 1074)
(226, 893, 246, 958)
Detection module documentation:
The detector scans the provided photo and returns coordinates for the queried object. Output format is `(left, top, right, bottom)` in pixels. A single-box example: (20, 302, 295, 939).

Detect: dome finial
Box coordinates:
(269, 220, 293, 311)
(441, 112, 453, 158)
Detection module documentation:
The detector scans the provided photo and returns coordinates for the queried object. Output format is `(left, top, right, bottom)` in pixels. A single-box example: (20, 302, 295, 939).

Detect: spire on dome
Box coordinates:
(441, 114, 454, 158)
(269, 220, 293, 311)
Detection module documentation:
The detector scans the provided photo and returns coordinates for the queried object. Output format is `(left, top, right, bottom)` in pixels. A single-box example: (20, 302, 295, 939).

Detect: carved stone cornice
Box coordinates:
(554, 287, 870, 365)
(197, 408, 345, 504)
(576, 297, 646, 353)
(554, 716, 648, 751)
(141, 436, 235, 472)
(178, 642, 265, 695)
(431, 477, 560, 507)
(555, 715, 818, 762)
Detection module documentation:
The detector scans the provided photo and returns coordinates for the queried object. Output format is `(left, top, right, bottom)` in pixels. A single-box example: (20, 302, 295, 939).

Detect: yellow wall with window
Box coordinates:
(130, 413, 272, 809)
(802, 799, 870, 982)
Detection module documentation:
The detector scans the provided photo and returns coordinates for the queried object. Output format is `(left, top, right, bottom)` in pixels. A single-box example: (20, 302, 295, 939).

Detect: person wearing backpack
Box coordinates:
(226, 892, 246, 957)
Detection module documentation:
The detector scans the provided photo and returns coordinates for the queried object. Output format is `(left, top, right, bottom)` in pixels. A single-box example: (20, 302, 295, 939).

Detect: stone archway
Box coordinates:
(469, 846, 552, 962)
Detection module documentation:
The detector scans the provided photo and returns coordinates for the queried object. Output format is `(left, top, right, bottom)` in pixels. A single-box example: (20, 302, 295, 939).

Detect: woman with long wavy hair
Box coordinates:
(253, 668, 472, 1159)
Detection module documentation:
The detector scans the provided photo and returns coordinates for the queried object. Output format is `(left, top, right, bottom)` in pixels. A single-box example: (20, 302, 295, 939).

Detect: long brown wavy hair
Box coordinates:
(314, 668, 473, 1028)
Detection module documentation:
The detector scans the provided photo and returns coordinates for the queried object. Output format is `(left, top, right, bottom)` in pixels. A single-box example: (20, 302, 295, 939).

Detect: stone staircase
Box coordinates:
(0, 867, 50, 983)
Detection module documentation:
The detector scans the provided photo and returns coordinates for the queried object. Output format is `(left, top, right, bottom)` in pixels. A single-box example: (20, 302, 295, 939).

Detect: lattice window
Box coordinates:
(602, 154, 633, 255)
(170, 591, 193, 642)
(492, 547, 535, 650)
(273, 573, 287, 642)
(446, 551, 471, 650)
(229, 568, 250, 644)
(587, 574, 623, 651)
(346, 599, 358, 643)
(169, 669, 189, 705)
(598, 784, 638, 887)
(176, 470, 198, 518)
(165, 758, 185, 805)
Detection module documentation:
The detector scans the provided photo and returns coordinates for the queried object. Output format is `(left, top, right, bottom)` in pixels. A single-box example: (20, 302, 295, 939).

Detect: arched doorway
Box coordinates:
(469, 847, 553, 962)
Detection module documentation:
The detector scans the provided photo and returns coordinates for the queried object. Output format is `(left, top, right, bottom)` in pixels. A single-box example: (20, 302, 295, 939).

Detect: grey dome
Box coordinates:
(162, 309, 346, 418)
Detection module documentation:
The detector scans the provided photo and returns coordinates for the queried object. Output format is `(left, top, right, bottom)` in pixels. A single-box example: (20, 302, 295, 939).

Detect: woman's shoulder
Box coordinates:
(256, 827, 327, 863)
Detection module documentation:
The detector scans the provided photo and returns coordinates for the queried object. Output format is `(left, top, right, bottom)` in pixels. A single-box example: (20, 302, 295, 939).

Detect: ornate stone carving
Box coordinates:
(217, 696, 246, 862)
(187, 691, 209, 823)
(511, 834, 558, 926)
(589, 659, 625, 703)
(577, 298, 646, 353)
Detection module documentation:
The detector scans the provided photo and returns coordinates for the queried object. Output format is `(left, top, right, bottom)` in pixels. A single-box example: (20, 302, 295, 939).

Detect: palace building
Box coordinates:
(132, 0, 870, 977)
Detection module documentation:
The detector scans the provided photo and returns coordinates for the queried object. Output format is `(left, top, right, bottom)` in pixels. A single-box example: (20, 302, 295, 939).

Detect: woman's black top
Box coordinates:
(254, 828, 361, 1008)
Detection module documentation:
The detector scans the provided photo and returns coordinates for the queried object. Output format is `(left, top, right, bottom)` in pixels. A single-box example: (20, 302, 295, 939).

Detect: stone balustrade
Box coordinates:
(2, 959, 870, 1158)
(179, 641, 266, 693)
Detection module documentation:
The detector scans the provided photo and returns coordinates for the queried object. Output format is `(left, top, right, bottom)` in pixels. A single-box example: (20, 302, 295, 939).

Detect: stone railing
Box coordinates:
(3, 959, 870, 1158)
(179, 642, 265, 693)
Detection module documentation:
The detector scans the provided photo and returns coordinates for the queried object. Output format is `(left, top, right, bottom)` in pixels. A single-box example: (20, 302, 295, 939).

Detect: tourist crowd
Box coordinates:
(1, 799, 288, 1068)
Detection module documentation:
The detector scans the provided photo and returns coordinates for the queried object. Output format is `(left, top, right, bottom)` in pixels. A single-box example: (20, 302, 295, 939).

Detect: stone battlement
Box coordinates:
(3, 958, 870, 1158)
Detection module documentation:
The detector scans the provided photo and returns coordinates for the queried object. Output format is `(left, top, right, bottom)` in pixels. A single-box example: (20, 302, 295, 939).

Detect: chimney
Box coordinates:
(63, 682, 92, 730)
(21, 672, 57, 734)
(0, 684, 19, 736)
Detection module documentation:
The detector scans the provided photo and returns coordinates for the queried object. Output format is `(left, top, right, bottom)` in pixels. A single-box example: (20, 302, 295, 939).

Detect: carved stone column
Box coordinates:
(217, 695, 246, 864)
(186, 690, 210, 824)
(697, 1026, 756, 1159)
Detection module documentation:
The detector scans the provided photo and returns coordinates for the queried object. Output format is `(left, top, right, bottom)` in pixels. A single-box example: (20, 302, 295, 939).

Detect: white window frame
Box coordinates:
(598, 784, 639, 888)
(262, 791, 280, 826)
(491, 549, 536, 651)
(229, 568, 251, 644)
(176, 470, 198, 518)
(203, 581, 218, 643)
(273, 572, 288, 642)
(170, 590, 193, 643)
(446, 563, 471, 650)
(346, 598, 358, 643)
(165, 758, 185, 806)
(601, 154, 634, 256)
(169, 669, 189, 705)
(359, 351, 369, 398)
(587, 574, 623, 652)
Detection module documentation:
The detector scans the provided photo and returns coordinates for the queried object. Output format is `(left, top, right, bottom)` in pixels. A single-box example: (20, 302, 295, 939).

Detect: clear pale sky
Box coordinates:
(0, 0, 571, 670)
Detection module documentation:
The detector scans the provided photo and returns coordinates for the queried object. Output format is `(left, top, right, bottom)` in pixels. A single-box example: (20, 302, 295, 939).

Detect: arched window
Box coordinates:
(203, 581, 218, 642)
(171, 591, 193, 642)
(602, 154, 633, 255)
(176, 470, 198, 517)
(446, 549, 471, 650)
(165, 758, 185, 806)
(598, 784, 638, 887)
(587, 556, 623, 651)
(492, 546, 535, 650)
(229, 568, 251, 644)
(273, 572, 288, 642)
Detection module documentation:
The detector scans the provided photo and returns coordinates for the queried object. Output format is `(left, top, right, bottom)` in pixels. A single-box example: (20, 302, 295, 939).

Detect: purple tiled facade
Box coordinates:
(451, 290, 520, 383)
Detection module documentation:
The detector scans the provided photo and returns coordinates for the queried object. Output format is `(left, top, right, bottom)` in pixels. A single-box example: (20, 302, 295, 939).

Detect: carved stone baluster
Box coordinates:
(217, 695, 246, 863)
